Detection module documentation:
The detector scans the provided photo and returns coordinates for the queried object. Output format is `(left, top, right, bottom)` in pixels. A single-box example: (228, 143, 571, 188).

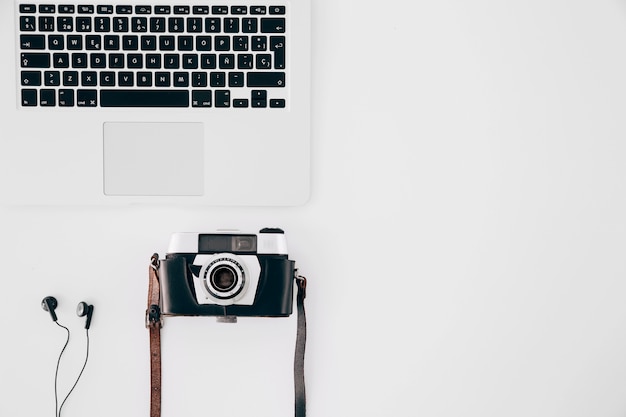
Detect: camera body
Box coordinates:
(160, 228, 295, 317)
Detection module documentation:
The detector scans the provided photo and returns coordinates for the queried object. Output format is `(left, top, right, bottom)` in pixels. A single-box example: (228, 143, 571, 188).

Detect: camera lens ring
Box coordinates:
(210, 264, 238, 292)
(199, 255, 248, 305)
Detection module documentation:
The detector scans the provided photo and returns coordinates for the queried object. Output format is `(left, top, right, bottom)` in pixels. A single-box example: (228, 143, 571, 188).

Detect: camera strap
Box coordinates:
(146, 254, 163, 417)
(145, 254, 308, 417)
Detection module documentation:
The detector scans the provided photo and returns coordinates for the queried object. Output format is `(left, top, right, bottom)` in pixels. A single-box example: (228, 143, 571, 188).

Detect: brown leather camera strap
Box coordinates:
(146, 255, 307, 417)
(146, 254, 162, 417)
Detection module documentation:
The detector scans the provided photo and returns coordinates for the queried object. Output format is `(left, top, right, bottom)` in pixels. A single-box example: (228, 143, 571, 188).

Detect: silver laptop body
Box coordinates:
(0, 0, 310, 205)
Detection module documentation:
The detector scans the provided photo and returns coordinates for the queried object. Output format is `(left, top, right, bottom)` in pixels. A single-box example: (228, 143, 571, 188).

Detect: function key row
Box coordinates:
(20, 4, 286, 15)
(20, 16, 286, 33)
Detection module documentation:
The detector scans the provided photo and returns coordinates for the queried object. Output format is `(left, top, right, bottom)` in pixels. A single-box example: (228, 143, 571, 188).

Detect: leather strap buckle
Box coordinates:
(145, 304, 163, 329)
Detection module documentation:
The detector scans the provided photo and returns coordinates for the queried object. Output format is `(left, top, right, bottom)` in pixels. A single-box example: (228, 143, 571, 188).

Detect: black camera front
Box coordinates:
(160, 229, 296, 317)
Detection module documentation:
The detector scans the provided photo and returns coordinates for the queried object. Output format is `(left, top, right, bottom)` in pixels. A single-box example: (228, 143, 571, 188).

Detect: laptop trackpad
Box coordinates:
(103, 122, 204, 196)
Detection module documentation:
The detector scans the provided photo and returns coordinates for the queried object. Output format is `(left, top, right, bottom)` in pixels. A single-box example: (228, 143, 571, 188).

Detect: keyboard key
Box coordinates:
(21, 71, 42, 86)
(242, 18, 258, 33)
(210, 72, 225, 87)
(187, 18, 203, 32)
(116, 5, 132, 14)
(22, 89, 37, 106)
(20, 35, 45, 49)
(269, 6, 286, 14)
(91, 53, 106, 68)
(76, 17, 92, 32)
(39, 16, 55, 31)
(191, 72, 207, 86)
(215, 90, 231, 107)
(169, 17, 185, 32)
(58, 5, 75, 13)
(72, 53, 87, 68)
(39, 5, 56, 13)
(137, 72, 153, 86)
(81, 71, 97, 85)
(174, 6, 190, 14)
(101, 35, 119, 50)
(192, 90, 212, 107)
(141, 35, 157, 50)
(193, 6, 209, 14)
(122, 35, 139, 50)
(77, 89, 98, 106)
(261, 18, 285, 33)
(100, 90, 189, 107)
(247, 71, 285, 87)
(40, 89, 56, 106)
(228, 72, 244, 87)
(233, 98, 248, 107)
(155, 72, 171, 86)
(100, 71, 115, 86)
(86, 35, 102, 50)
(95, 17, 111, 32)
(118, 72, 134, 86)
(67, 35, 83, 50)
(49, 35, 64, 49)
(212, 6, 228, 14)
(57, 17, 74, 32)
(250, 6, 266, 14)
(20, 4, 37, 13)
(63, 70, 79, 85)
(135, 6, 152, 14)
(150, 17, 166, 32)
(78, 5, 94, 13)
(270, 98, 286, 108)
(53, 53, 70, 68)
(20, 16, 36, 31)
(97, 5, 114, 14)
(132, 17, 148, 32)
(21, 53, 50, 68)
(155, 6, 171, 14)
(174, 72, 189, 87)
(113, 17, 129, 32)
(205, 18, 220, 32)
(270, 36, 285, 69)
(58, 89, 74, 106)
(224, 18, 239, 33)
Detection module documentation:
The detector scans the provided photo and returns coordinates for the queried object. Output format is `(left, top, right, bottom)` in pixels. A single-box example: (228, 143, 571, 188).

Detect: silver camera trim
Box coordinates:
(168, 231, 288, 255)
(192, 253, 261, 306)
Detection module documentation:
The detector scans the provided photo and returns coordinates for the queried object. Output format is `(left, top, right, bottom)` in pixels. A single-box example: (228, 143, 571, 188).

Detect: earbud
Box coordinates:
(41, 296, 58, 322)
(76, 302, 94, 330)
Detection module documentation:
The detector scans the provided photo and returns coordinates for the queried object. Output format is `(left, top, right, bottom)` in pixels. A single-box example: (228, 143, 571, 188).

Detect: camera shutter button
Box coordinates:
(259, 227, 284, 234)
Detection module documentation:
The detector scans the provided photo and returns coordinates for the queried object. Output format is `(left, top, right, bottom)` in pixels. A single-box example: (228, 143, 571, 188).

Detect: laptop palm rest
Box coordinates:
(103, 122, 204, 196)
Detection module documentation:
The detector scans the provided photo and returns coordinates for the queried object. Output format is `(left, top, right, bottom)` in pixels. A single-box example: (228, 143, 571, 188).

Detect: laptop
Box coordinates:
(0, 0, 310, 205)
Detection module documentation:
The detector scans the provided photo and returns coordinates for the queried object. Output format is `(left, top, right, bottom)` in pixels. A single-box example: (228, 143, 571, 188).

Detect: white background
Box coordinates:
(3, 0, 626, 416)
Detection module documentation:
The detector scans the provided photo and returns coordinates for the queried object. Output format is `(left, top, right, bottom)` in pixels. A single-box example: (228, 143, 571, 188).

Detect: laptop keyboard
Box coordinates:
(17, 3, 288, 108)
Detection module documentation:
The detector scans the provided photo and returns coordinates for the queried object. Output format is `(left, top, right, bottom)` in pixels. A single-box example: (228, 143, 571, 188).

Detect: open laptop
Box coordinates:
(0, 0, 310, 205)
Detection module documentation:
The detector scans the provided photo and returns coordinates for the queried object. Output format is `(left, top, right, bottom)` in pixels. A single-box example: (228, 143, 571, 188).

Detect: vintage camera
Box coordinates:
(160, 228, 296, 317)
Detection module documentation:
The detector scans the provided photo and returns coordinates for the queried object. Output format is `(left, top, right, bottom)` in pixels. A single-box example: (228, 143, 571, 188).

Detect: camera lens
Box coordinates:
(210, 265, 237, 292)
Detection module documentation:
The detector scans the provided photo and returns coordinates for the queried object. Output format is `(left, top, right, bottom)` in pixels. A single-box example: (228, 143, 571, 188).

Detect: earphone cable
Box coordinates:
(54, 322, 71, 417)
(58, 329, 90, 417)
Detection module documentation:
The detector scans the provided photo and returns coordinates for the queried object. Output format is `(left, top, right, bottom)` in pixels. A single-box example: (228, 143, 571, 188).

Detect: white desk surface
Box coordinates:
(3, 1, 626, 416)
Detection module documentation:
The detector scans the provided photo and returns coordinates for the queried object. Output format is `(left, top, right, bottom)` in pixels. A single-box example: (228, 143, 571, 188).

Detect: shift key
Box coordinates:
(247, 72, 285, 87)
(21, 53, 50, 68)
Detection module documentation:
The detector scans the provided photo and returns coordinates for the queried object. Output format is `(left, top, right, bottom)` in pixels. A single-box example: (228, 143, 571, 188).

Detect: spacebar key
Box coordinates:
(100, 90, 189, 107)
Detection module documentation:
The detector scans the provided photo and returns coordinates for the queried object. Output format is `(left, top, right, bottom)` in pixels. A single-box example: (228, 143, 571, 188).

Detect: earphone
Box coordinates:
(41, 296, 94, 417)
(76, 301, 94, 330)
